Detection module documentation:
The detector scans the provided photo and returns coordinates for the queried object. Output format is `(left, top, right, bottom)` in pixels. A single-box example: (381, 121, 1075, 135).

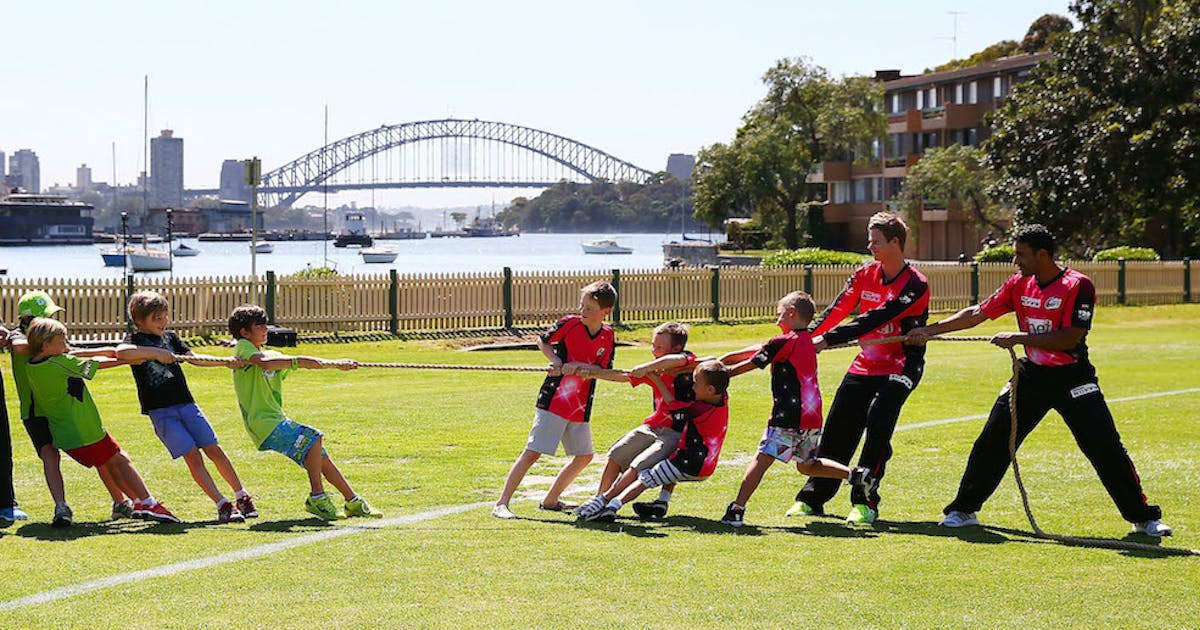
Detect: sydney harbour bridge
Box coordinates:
(188, 118, 658, 208)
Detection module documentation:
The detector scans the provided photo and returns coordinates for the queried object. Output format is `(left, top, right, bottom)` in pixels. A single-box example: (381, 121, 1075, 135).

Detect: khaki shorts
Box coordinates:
(526, 408, 593, 456)
(607, 425, 682, 472)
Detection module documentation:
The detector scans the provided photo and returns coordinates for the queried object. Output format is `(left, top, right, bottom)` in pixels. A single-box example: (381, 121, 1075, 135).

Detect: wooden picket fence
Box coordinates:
(0, 259, 1193, 340)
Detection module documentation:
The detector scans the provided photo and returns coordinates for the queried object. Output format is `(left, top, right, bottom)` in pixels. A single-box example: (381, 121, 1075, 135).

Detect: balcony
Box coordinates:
(822, 161, 852, 182)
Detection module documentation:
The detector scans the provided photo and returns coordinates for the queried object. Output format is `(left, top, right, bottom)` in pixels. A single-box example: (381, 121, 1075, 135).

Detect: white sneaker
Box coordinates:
(1132, 519, 1172, 537)
(574, 495, 607, 518)
(492, 504, 517, 519)
(939, 510, 979, 528)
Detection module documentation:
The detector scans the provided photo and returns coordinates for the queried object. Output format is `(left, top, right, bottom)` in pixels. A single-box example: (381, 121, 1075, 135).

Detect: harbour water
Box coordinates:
(0, 232, 720, 279)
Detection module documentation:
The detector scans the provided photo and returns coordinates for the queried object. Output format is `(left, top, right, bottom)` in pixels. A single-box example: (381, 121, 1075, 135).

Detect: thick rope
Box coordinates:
(172, 354, 548, 372)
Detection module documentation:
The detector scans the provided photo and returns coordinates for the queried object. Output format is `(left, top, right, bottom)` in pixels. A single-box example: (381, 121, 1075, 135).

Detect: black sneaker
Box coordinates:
(632, 499, 669, 519)
(52, 503, 74, 528)
(721, 502, 745, 527)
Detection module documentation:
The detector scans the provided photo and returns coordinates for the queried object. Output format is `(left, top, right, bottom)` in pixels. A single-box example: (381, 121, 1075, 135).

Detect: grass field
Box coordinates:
(1, 304, 1198, 627)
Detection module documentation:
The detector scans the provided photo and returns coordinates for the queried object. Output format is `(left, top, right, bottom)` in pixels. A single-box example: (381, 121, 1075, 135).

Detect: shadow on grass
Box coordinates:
(247, 517, 339, 533)
(15, 518, 219, 541)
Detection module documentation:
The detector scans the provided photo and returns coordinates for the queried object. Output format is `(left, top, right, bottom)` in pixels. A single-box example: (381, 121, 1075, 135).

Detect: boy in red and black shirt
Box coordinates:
(581, 360, 731, 523)
(910, 224, 1170, 537)
(718, 291, 852, 527)
(798, 212, 930, 525)
(494, 281, 617, 519)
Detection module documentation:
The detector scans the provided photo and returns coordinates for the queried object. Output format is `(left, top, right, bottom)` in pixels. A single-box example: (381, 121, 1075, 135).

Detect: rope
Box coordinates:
(171, 354, 549, 372)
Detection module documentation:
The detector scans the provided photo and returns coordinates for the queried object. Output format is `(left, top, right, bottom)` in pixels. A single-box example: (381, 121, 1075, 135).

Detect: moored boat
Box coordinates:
(581, 238, 633, 254)
(172, 243, 201, 257)
(360, 247, 398, 263)
(127, 247, 172, 272)
(252, 242, 274, 254)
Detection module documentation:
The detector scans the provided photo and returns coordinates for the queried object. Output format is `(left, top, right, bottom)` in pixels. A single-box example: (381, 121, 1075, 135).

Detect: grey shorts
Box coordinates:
(607, 425, 682, 472)
(526, 408, 593, 456)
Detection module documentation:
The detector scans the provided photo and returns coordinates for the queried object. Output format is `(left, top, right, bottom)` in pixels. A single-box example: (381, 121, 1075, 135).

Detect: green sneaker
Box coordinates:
(345, 496, 383, 518)
(784, 501, 821, 517)
(846, 504, 878, 524)
(305, 494, 345, 521)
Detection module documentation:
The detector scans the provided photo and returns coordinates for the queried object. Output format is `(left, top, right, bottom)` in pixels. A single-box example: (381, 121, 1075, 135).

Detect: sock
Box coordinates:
(657, 489, 672, 503)
(216, 497, 230, 508)
(235, 489, 250, 499)
(311, 492, 326, 500)
(733, 502, 745, 510)
(347, 494, 360, 503)
(142, 496, 158, 507)
(607, 498, 623, 511)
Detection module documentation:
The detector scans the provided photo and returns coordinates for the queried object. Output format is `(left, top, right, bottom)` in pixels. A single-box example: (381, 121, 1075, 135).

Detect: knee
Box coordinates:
(576, 453, 594, 465)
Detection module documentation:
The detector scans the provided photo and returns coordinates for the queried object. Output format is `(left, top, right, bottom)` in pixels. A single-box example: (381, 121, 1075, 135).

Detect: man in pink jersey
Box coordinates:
(909, 224, 1171, 537)
(794, 212, 930, 524)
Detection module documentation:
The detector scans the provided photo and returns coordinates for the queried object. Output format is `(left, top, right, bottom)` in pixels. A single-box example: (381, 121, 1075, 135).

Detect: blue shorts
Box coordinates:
(259, 419, 326, 467)
(147, 403, 219, 459)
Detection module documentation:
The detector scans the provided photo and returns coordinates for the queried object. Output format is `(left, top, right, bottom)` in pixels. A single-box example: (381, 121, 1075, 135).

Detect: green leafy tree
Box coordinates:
(987, 0, 1200, 258)
(1021, 13, 1075, 52)
(896, 145, 1007, 236)
(693, 58, 884, 248)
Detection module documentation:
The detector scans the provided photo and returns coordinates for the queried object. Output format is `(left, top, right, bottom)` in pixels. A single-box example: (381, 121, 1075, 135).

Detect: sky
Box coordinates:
(1, 0, 1073, 208)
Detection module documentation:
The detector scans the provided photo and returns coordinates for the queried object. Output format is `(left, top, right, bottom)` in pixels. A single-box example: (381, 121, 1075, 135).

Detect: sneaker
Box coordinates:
(236, 494, 259, 519)
(939, 510, 980, 528)
(584, 506, 618, 523)
(111, 499, 135, 520)
(721, 502, 745, 527)
(784, 501, 821, 517)
(132, 501, 151, 520)
(846, 504, 878, 524)
(345, 496, 383, 518)
(632, 499, 670, 519)
(492, 504, 517, 519)
(574, 495, 607, 518)
(217, 501, 246, 523)
(849, 466, 874, 491)
(1132, 519, 1173, 537)
(538, 500, 578, 512)
(305, 495, 345, 521)
(1, 506, 29, 522)
(52, 503, 74, 528)
(144, 502, 182, 524)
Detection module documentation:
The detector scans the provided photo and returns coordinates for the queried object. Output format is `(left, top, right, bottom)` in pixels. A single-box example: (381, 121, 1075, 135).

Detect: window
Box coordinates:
(967, 128, 978, 146)
(831, 182, 851, 204)
(926, 87, 938, 108)
(916, 90, 924, 110)
(891, 93, 900, 113)
(968, 81, 977, 103)
(954, 83, 963, 104)
(871, 138, 882, 159)
(993, 76, 1007, 99)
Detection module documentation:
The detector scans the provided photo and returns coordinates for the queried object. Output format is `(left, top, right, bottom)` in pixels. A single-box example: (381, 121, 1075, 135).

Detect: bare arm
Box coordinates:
(906, 305, 990, 343)
(629, 353, 691, 378)
(718, 344, 760, 365)
(576, 367, 630, 382)
(726, 358, 760, 379)
(990, 326, 1086, 351)
(116, 343, 177, 365)
(647, 373, 674, 405)
(246, 353, 357, 371)
(536, 337, 564, 374)
(70, 346, 119, 360)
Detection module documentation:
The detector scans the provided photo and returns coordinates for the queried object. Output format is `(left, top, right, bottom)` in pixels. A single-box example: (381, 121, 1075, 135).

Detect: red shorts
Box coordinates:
(64, 434, 121, 468)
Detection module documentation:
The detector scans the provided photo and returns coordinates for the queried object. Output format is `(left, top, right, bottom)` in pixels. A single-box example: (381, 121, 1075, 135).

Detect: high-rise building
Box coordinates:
(665, 154, 695, 182)
(10, 149, 41, 193)
(76, 164, 93, 191)
(219, 159, 252, 203)
(0, 151, 6, 180)
(150, 129, 184, 208)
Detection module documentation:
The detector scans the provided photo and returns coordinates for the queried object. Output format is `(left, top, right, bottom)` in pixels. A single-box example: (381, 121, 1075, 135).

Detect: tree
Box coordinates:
(987, 0, 1200, 257)
(693, 58, 884, 248)
(450, 211, 467, 229)
(896, 145, 1007, 236)
(1021, 13, 1075, 52)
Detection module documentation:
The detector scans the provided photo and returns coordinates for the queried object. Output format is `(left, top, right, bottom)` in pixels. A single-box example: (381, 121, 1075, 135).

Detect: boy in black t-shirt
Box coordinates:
(116, 291, 258, 523)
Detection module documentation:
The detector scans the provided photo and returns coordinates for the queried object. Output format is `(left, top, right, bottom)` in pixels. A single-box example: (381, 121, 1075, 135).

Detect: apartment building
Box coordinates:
(819, 52, 1051, 259)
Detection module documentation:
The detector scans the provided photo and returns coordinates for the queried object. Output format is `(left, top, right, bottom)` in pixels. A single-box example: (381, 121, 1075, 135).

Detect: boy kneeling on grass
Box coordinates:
(25, 318, 180, 523)
(228, 305, 381, 521)
(580, 360, 730, 523)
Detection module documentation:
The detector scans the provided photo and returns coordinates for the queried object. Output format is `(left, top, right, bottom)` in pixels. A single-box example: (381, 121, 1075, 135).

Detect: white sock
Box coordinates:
(235, 489, 250, 499)
(311, 492, 326, 499)
(607, 498, 623, 511)
(657, 489, 672, 502)
(142, 496, 158, 507)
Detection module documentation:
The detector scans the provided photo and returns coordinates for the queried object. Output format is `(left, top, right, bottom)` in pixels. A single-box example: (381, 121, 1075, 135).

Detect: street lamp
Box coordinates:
(166, 208, 174, 278)
(121, 212, 129, 277)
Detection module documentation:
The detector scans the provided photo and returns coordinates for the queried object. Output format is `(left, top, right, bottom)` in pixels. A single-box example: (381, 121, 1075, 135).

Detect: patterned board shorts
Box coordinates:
(260, 419, 327, 467)
(758, 426, 822, 464)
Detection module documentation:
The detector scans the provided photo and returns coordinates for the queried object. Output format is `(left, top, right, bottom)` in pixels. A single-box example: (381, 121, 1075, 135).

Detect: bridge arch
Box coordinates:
(259, 118, 656, 208)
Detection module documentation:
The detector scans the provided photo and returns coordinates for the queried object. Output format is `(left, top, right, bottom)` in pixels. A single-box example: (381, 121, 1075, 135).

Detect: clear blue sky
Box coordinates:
(2, 0, 1071, 207)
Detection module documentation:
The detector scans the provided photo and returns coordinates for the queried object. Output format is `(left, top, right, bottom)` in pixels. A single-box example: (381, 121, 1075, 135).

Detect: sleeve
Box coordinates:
(628, 375, 651, 389)
(750, 335, 789, 369)
(234, 339, 257, 360)
(810, 267, 863, 336)
(58, 355, 98, 380)
(539, 316, 574, 344)
(979, 274, 1019, 320)
(1067, 277, 1096, 329)
(170, 332, 192, 354)
(821, 273, 930, 346)
(604, 332, 615, 369)
(122, 332, 137, 345)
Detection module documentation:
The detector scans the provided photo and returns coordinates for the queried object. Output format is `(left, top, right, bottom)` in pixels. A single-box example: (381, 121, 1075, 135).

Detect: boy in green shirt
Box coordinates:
(228, 305, 381, 521)
(25, 317, 180, 523)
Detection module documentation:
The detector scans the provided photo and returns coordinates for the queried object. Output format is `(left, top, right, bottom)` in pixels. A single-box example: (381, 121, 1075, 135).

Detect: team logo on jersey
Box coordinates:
(1045, 297, 1063, 310)
(862, 291, 882, 302)
(1069, 383, 1100, 399)
(1076, 304, 1092, 321)
(888, 374, 914, 390)
(596, 347, 605, 357)
(1021, 296, 1041, 308)
(898, 293, 913, 305)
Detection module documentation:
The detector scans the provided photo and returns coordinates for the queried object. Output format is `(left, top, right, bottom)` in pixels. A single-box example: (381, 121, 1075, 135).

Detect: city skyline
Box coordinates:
(2, 1, 1071, 207)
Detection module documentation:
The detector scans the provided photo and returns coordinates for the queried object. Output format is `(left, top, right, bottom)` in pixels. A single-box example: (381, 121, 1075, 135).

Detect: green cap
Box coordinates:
(17, 291, 64, 318)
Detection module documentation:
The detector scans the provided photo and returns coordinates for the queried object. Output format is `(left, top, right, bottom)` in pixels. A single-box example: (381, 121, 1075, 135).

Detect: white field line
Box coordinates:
(3, 386, 1197, 613)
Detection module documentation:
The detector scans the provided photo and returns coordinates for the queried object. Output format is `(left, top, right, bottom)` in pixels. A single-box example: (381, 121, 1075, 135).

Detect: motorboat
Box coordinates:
(252, 242, 274, 254)
(100, 245, 131, 267)
(334, 212, 374, 247)
(172, 243, 201, 257)
(581, 238, 633, 254)
(360, 247, 398, 263)
(127, 247, 172, 272)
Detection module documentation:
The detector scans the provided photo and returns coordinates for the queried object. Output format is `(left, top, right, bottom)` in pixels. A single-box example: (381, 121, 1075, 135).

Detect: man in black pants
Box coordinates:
(792, 212, 930, 524)
(1, 326, 29, 525)
(909, 224, 1171, 537)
